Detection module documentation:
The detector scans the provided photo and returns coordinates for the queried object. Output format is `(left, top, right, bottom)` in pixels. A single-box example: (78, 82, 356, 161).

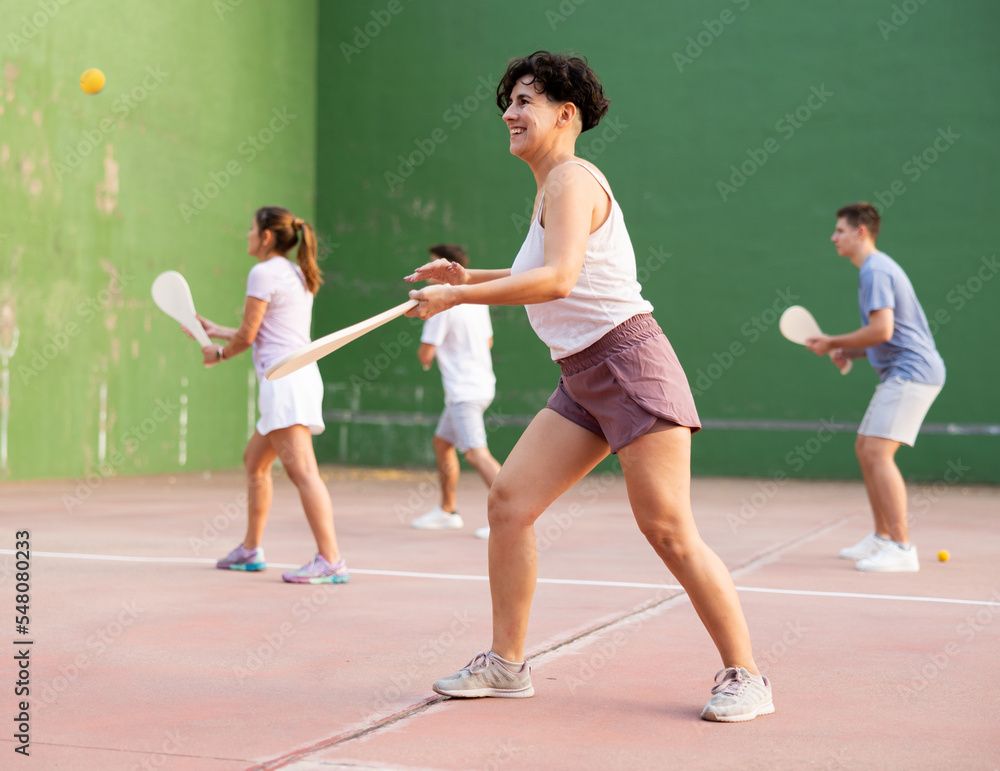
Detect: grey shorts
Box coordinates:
(546, 313, 701, 453)
(435, 399, 492, 453)
(858, 376, 942, 447)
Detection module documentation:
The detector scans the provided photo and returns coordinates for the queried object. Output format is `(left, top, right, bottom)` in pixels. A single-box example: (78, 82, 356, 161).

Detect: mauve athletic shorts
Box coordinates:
(545, 313, 701, 453)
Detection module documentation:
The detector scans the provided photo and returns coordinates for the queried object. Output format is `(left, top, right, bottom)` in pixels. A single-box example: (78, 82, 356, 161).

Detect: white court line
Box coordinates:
(4, 549, 999, 608)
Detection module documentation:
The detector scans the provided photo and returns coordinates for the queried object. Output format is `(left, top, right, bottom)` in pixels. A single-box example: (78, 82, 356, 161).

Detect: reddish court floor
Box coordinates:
(0, 467, 998, 770)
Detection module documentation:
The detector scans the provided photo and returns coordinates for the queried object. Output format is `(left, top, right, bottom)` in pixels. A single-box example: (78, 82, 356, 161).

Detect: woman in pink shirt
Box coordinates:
(405, 52, 771, 721)
(196, 206, 348, 585)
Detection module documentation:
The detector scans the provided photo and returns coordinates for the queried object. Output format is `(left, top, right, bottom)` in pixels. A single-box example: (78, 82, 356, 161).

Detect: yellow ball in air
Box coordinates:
(80, 68, 105, 95)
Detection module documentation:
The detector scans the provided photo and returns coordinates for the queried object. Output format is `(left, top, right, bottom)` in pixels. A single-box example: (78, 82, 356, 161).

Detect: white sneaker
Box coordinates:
(412, 506, 463, 530)
(856, 542, 919, 572)
(474, 526, 490, 540)
(839, 532, 890, 560)
(700, 667, 774, 722)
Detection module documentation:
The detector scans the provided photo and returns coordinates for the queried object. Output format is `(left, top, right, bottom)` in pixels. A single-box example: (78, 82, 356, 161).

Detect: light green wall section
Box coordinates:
(0, 0, 317, 481)
(313, 0, 999, 482)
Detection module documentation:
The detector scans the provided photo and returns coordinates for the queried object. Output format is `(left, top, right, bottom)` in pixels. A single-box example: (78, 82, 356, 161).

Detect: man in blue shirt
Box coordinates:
(807, 202, 945, 573)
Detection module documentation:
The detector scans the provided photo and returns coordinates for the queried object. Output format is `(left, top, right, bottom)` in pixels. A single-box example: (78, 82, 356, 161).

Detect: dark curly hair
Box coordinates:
(496, 51, 610, 133)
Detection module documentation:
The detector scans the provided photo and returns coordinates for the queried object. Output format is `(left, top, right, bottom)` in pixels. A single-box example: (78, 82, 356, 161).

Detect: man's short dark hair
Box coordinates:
(428, 244, 469, 269)
(837, 202, 881, 241)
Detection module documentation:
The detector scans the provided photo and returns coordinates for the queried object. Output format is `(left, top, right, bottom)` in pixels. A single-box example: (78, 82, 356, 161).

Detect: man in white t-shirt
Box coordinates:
(411, 245, 500, 538)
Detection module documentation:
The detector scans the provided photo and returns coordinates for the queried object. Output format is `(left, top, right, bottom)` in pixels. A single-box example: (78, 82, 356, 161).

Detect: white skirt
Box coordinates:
(256, 362, 325, 436)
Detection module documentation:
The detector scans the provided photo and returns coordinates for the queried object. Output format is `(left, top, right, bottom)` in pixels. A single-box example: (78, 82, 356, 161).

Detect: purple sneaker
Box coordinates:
(217, 544, 267, 572)
(282, 554, 350, 584)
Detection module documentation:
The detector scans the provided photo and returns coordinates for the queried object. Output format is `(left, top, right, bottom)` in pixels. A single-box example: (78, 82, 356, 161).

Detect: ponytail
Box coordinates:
(254, 207, 323, 295)
(296, 220, 322, 295)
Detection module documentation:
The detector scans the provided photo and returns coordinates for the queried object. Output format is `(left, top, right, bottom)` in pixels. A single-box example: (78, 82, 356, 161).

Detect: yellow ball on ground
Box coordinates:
(80, 68, 105, 95)
(937, 550, 950, 562)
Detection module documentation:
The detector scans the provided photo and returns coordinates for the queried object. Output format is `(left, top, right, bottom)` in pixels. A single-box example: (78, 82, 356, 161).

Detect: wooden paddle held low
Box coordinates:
(779, 305, 852, 375)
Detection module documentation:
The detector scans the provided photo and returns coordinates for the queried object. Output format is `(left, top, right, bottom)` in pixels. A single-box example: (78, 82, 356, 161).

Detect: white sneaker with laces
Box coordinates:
(412, 506, 464, 530)
(433, 651, 534, 698)
(700, 667, 774, 722)
(856, 542, 919, 572)
(474, 526, 490, 540)
(839, 532, 890, 560)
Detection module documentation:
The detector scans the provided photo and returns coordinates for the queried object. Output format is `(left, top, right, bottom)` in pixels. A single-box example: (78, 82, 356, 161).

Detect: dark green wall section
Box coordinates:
(0, 0, 317, 481)
(314, 0, 999, 483)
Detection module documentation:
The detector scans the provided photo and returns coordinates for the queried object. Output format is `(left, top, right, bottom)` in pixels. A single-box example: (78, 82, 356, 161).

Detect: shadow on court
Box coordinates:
(0, 468, 998, 770)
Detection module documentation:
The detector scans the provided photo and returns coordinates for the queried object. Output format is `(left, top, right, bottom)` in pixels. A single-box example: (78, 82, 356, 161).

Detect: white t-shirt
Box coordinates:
(245, 256, 314, 379)
(421, 304, 496, 405)
(510, 161, 653, 360)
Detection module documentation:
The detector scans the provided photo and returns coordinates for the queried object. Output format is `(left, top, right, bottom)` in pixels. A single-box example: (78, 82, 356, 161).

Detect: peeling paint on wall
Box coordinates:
(96, 145, 119, 214)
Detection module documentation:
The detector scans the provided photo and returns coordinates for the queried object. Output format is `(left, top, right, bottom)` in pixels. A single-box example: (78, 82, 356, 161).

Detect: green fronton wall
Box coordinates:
(1, 0, 997, 483)
(0, 0, 317, 481)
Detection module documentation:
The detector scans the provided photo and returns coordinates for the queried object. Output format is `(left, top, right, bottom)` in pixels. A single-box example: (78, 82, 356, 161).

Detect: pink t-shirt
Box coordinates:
(245, 257, 314, 379)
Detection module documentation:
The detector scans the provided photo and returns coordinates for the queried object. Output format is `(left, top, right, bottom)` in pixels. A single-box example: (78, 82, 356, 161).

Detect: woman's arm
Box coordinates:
(196, 314, 238, 341)
(465, 268, 513, 284)
(405, 260, 511, 286)
(201, 296, 268, 365)
(407, 164, 599, 319)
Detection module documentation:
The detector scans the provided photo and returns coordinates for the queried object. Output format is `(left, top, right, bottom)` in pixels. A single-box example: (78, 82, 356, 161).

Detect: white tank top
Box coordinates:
(510, 161, 653, 360)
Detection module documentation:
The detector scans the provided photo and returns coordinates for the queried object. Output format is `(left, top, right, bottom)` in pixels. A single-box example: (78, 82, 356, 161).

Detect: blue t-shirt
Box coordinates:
(857, 251, 945, 386)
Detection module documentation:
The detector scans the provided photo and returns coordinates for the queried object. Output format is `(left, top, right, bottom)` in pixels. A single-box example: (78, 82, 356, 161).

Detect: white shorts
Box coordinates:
(858, 376, 941, 447)
(256, 363, 325, 436)
(435, 399, 492, 453)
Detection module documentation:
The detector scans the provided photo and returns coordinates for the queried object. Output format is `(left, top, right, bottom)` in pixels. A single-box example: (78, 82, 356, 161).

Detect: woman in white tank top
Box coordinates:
(405, 52, 773, 721)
